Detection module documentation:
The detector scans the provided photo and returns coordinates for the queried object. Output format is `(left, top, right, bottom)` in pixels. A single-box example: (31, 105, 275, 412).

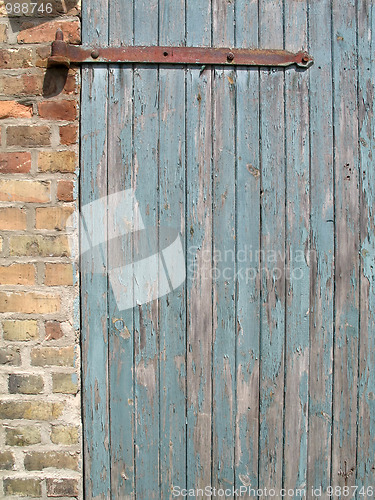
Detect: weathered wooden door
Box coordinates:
(81, 0, 375, 498)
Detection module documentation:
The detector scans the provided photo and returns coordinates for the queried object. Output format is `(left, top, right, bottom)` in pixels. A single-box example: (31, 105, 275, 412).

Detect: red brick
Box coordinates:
(38, 100, 77, 121)
(45, 321, 64, 341)
(57, 180, 74, 201)
(0, 152, 31, 173)
(18, 19, 81, 44)
(0, 48, 32, 69)
(63, 71, 80, 95)
(59, 124, 78, 145)
(0, 73, 44, 96)
(0, 72, 74, 98)
(35, 45, 51, 68)
(7, 126, 50, 147)
(0, 101, 33, 119)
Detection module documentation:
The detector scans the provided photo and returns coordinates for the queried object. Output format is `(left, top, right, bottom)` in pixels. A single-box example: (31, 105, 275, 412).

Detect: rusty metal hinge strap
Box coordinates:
(48, 30, 313, 69)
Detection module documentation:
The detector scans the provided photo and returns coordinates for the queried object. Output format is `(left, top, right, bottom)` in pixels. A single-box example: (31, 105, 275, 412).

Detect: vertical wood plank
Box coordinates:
(81, 66, 110, 500)
(81, 2, 109, 498)
(284, 0, 310, 494)
(133, 0, 160, 497)
(357, 0, 375, 490)
(107, 0, 134, 493)
(307, 0, 335, 495)
(331, 0, 360, 488)
(258, 0, 285, 492)
(211, 0, 236, 490)
(158, 0, 186, 496)
(235, 0, 260, 490)
(186, 0, 213, 491)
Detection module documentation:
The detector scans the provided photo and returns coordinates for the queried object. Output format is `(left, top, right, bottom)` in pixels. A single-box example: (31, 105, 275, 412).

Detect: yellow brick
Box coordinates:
(0, 401, 63, 420)
(4, 478, 41, 497)
(31, 346, 75, 366)
(0, 180, 50, 203)
(24, 451, 79, 471)
(45, 263, 74, 286)
(3, 320, 38, 341)
(0, 292, 60, 314)
(5, 426, 41, 446)
(0, 207, 27, 230)
(50, 425, 79, 445)
(38, 151, 77, 173)
(52, 372, 78, 393)
(0, 263, 35, 285)
(35, 206, 74, 230)
(9, 235, 70, 257)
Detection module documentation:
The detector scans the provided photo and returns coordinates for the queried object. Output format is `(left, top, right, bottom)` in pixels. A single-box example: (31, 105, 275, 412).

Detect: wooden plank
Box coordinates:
(211, 0, 236, 490)
(158, 0, 186, 496)
(357, 0, 375, 490)
(81, 65, 110, 500)
(107, 2, 134, 495)
(331, 0, 360, 489)
(186, 0, 213, 491)
(258, 0, 285, 492)
(234, 0, 260, 491)
(81, 0, 109, 498)
(284, 0, 310, 494)
(81, 0, 107, 44)
(306, 0, 335, 496)
(133, 0, 160, 497)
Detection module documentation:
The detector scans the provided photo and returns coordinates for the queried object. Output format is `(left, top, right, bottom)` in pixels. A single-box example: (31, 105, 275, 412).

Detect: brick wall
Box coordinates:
(0, 4, 82, 499)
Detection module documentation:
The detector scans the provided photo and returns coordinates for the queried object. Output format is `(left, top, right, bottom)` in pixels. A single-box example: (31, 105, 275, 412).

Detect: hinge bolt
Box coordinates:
(227, 52, 234, 62)
(91, 50, 99, 59)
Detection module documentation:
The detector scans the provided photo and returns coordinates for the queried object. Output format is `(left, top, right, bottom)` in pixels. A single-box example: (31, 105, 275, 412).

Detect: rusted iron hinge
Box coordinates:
(48, 29, 313, 69)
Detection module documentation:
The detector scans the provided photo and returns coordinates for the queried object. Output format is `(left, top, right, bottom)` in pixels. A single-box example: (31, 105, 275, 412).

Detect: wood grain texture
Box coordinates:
(235, 0, 260, 491)
(307, 0, 335, 496)
(186, 0, 213, 492)
(133, 0, 160, 497)
(284, 0, 310, 494)
(357, 0, 375, 491)
(212, 0, 236, 490)
(258, 0, 286, 493)
(331, 0, 360, 489)
(80, 0, 374, 496)
(158, 0, 186, 496)
(81, 0, 109, 497)
(107, 3, 134, 499)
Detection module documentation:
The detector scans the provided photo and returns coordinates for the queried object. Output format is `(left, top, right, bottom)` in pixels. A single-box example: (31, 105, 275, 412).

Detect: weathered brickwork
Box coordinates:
(0, 4, 81, 498)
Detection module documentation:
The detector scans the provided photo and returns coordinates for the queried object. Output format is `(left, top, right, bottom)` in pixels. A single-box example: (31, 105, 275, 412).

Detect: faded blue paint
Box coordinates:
(357, 0, 375, 490)
(258, 0, 285, 490)
(331, 0, 360, 489)
(159, 0, 186, 496)
(81, 0, 375, 497)
(307, 0, 335, 494)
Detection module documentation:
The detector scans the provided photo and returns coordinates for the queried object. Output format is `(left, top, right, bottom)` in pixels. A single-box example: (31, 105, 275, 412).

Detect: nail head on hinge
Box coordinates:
(91, 49, 99, 59)
(227, 52, 235, 61)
